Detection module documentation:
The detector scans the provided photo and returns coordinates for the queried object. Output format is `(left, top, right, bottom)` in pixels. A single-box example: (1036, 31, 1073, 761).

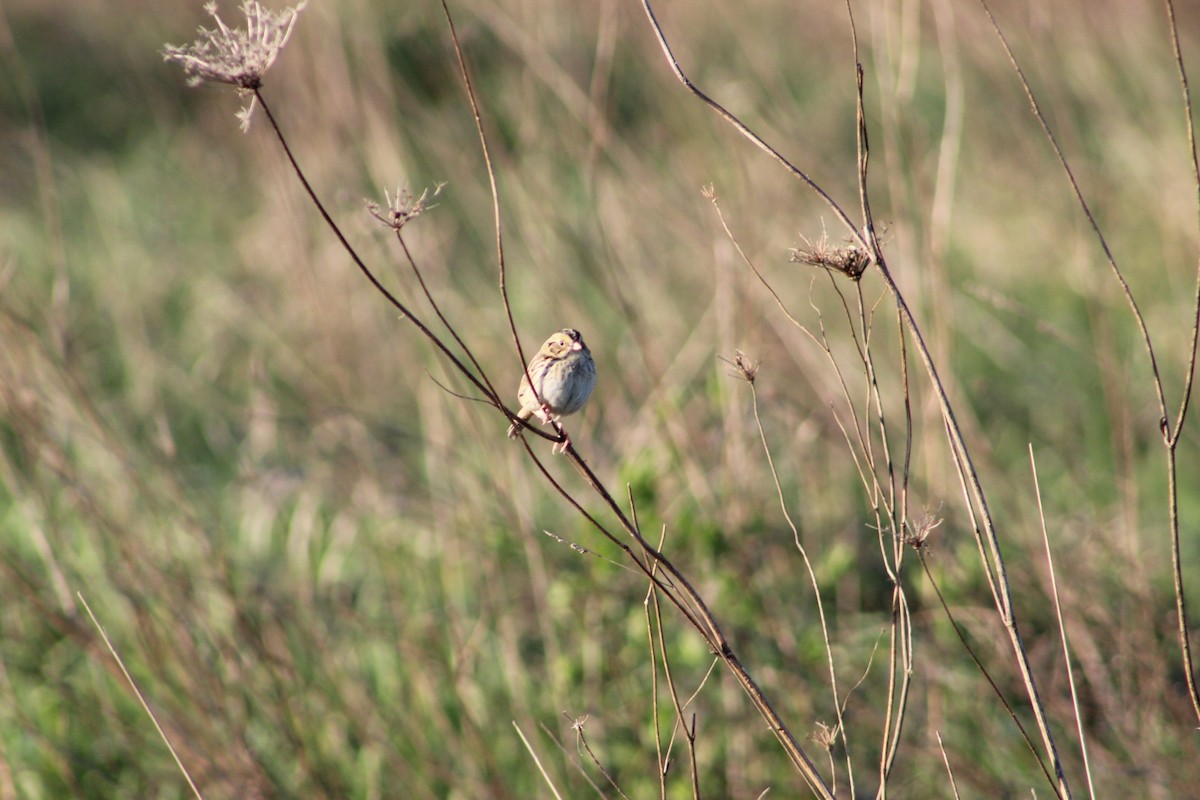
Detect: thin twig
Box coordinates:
(843, 10, 916, 788)
(252, 91, 502, 412)
(914, 552, 1060, 796)
(975, 0, 1165, 420)
(565, 713, 632, 800)
(1160, 0, 1200, 724)
(746, 369, 854, 797)
(636, 3, 1070, 793)
(436, 0, 531, 384)
(642, 520, 670, 798)
(395, 232, 501, 402)
(638, 0, 861, 245)
(536, 721, 607, 797)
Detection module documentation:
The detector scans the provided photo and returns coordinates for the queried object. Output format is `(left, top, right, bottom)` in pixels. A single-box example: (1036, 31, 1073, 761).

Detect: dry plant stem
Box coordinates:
(1164, 0, 1200, 436)
(1161, 0, 1200, 724)
(818, 281, 891, 504)
(848, 21, 916, 784)
(639, 520, 699, 798)
(537, 722, 607, 796)
(879, 316, 916, 796)
(844, 286, 917, 797)
(849, 284, 915, 798)
(394, 232, 500, 402)
(746, 378, 853, 798)
(975, 0, 1166, 415)
(916, 552, 1060, 795)
(638, 0, 857, 240)
(78, 592, 205, 800)
(569, 716, 631, 800)
(685, 715, 700, 800)
(935, 731, 962, 800)
(251, 91, 503, 409)
(637, 1, 1071, 794)
(709, 191, 881, 487)
(652, 585, 700, 800)
(437, 0, 550, 426)
(1029, 446, 1097, 799)
(707, 194, 856, 792)
(642, 558, 669, 798)
(512, 721, 565, 800)
(636, 511, 673, 796)
(523, 433, 834, 797)
(980, 0, 1200, 725)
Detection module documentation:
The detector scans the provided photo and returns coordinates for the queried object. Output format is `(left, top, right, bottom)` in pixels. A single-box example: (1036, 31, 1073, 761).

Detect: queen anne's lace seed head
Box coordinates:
(163, 1, 306, 131)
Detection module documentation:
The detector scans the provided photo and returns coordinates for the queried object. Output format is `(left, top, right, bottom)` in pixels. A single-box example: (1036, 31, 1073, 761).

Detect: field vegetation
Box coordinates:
(1, 0, 1199, 797)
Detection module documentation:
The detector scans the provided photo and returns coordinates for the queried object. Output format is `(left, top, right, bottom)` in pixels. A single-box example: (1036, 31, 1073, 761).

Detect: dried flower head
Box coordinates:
(809, 721, 840, 752)
(162, 1, 307, 130)
(790, 227, 872, 281)
(720, 350, 761, 384)
(903, 507, 943, 550)
(366, 184, 445, 231)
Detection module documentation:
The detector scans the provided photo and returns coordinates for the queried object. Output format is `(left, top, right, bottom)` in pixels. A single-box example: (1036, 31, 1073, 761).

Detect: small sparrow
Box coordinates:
(507, 328, 596, 452)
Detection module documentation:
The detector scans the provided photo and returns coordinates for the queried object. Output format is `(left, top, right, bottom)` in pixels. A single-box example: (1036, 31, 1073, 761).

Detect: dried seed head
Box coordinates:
(809, 721, 839, 752)
(903, 508, 943, 550)
(366, 183, 445, 231)
(790, 228, 871, 281)
(163, 1, 307, 130)
(720, 350, 761, 384)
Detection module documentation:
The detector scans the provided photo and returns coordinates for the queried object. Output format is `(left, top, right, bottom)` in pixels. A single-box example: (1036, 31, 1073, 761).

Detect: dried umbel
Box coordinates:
(790, 230, 872, 281)
(162, 1, 307, 130)
(366, 184, 445, 231)
(902, 509, 943, 551)
(720, 350, 761, 385)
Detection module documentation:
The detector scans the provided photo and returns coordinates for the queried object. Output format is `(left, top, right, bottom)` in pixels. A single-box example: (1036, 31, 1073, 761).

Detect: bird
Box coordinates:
(507, 328, 596, 452)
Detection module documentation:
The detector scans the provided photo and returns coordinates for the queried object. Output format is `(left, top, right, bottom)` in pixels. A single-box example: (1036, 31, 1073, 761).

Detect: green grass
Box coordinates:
(2, 0, 1199, 797)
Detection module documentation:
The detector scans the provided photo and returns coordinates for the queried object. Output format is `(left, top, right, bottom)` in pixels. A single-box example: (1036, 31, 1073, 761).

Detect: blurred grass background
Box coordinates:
(2, 0, 1199, 796)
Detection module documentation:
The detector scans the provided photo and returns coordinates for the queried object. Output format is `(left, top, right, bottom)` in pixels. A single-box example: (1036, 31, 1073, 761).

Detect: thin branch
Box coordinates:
(638, 0, 860, 244)
(252, 91, 502, 411)
(1160, 0, 1200, 724)
(642, 523, 670, 799)
(395, 231, 501, 402)
(975, 0, 1166, 421)
(565, 713, 632, 800)
(636, 3, 1070, 792)
(436, 0, 529, 377)
(536, 721, 608, 798)
(745, 365, 854, 797)
(915, 551, 1060, 797)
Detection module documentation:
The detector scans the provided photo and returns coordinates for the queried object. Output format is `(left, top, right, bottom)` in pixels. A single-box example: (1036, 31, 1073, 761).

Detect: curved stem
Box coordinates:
(636, 1, 1071, 794)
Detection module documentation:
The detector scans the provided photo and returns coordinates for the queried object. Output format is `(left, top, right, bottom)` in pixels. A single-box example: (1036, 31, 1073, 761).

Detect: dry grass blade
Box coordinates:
(79, 592, 204, 800)
(1029, 446, 1097, 799)
(512, 721, 565, 800)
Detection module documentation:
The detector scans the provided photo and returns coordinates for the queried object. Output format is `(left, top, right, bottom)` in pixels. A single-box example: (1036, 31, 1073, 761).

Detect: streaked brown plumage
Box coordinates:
(507, 328, 596, 451)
